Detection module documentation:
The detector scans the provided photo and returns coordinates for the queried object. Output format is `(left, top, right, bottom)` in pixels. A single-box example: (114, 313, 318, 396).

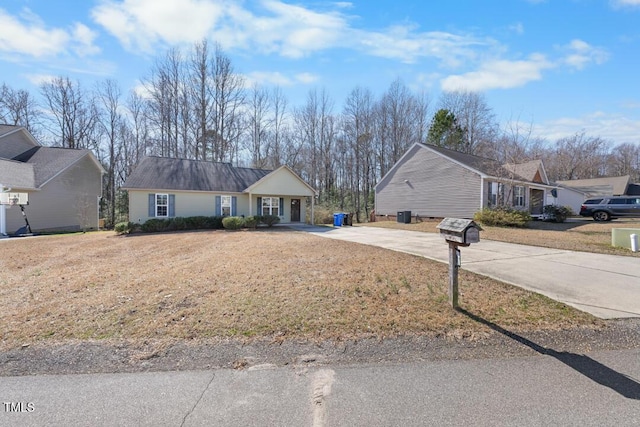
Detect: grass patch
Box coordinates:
(0, 230, 600, 351)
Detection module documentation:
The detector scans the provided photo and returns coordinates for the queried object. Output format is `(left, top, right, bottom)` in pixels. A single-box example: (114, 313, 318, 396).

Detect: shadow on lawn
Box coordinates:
(458, 308, 640, 400)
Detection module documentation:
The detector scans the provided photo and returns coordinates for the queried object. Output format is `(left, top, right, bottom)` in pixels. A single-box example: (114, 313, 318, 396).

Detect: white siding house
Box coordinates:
(122, 157, 316, 225)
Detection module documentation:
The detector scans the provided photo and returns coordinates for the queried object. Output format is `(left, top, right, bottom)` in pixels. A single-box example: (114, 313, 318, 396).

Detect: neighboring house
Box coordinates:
(553, 175, 632, 214)
(375, 143, 554, 220)
(0, 125, 105, 234)
(121, 156, 317, 225)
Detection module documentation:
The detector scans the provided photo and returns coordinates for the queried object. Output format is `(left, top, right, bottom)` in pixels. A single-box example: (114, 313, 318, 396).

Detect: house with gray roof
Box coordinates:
(552, 175, 633, 214)
(0, 125, 104, 235)
(375, 143, 554, 220)
(122, 156, 317, 225)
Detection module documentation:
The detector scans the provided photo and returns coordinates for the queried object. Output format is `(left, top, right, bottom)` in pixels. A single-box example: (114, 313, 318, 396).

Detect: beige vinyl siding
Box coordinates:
(5, 155, 102, 232)
(249, 167, 315, 196)
(129, 191, 306, 224)
(129, 191, 225, 222)
(376, 144, 482, 219)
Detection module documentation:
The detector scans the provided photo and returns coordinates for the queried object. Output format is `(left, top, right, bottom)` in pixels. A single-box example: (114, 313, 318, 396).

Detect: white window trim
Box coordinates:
(489, 182, 503, 206)
(156, 193, 168, 217)
(514, 186, 525, 208)
(221, 195, 232, 217)
(262, 197, 280, 216)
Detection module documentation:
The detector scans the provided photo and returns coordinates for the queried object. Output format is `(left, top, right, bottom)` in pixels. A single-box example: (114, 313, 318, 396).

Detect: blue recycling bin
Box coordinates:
(333, 213, 344, 226)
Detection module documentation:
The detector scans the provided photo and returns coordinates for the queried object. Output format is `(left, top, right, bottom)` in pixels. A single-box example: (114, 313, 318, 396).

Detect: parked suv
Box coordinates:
(579, 196, 640, 221)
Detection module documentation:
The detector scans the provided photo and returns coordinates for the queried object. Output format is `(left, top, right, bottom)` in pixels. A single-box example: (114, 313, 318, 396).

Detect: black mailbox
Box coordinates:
(436, 218, 482, 246)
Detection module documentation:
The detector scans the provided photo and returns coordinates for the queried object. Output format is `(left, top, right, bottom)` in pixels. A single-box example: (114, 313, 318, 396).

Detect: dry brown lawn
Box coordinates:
(366, 217, 640, 257)
(0, 229, 599, 351)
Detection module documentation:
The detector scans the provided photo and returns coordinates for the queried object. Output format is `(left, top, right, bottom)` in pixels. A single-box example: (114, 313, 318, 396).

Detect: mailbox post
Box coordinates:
(436, 218, 482, 309)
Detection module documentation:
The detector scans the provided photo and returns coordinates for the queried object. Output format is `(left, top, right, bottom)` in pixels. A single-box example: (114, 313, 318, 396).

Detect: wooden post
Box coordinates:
(448, 241, 459, 309)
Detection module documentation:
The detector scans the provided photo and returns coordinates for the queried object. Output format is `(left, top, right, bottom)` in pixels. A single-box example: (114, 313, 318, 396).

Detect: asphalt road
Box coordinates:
(290, 225, 640, 319)
(1, 348, 639, 426)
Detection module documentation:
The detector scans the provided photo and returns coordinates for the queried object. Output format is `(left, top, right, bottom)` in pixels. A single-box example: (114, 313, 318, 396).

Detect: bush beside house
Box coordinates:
(115, 215, 281, 235)
(473, 207, 532, 227)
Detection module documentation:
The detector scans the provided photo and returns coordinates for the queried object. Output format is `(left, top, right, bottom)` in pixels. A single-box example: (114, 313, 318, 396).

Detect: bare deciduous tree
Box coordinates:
(40, 76, 99, 149)
(0, 83, 41, 136)
(438, 90, 497, 154)
(246, 84, 272, 168)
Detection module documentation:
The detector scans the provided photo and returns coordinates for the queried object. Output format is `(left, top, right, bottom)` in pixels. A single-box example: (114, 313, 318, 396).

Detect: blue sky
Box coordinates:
(1, 0, 639, 145)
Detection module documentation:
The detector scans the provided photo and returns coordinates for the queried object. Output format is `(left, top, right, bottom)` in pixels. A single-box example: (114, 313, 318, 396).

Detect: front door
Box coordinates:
(291, 199, 301, 222)
(530, 189, 544, 215)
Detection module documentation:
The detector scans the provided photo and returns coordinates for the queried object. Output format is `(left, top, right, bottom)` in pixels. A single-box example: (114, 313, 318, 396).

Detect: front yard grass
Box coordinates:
(0, 230, 600, 351)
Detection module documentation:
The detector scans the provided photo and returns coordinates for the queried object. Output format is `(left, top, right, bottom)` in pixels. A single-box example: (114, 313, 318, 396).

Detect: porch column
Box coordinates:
(248, 192, 253, 216)
(310, 196, 315, 225)
(0, 204, 6, 237)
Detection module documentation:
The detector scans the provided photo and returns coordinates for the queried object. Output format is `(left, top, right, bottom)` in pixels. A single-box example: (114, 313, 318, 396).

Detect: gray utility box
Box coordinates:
(397, 210, 411, 224)
(436, 218, 482, 246)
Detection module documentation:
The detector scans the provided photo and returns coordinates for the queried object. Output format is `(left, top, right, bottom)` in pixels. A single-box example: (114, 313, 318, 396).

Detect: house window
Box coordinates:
(488, 182, 503, 206)
(514, 186, 525, 207)
(262, 197, 280, 216)
(221, 195, 232, 216)
(156, 194, 168, 217)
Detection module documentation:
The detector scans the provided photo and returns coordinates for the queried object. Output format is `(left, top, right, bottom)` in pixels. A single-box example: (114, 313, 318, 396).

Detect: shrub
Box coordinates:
(260, 214, 280, 227)
(313, 205, 336, 225)
(222, 216, 244, 230)
(184, 216, 208, 229)
(543, 205, 573, 223)
(243, 215, 259, 229)
(114, 221, 135, 235)
(139, 215, 226, 233)
(167, 217, 187, 231)
(141, 218, 169, 232)
(205, 216, 224, 229)
(474, 207, 531, 227)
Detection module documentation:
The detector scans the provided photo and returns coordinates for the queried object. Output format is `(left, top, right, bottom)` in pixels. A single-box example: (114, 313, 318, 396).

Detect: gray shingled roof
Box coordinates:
(0, 124, 19, 137)
(0, 159, 36, 190)
(122, 156, 272, 192)
(423, 143, 543, 182)
(503, 160, 547, 184)
(556, 175, 630, 196)
(12, 146, 91, 187)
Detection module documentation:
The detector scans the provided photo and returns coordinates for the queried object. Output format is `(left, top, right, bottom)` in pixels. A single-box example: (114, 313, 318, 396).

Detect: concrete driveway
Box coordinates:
(289, 224, 640, 319)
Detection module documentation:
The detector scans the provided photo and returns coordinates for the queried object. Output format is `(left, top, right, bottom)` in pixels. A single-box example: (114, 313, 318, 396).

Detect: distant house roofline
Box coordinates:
(376, 142, 553, 191)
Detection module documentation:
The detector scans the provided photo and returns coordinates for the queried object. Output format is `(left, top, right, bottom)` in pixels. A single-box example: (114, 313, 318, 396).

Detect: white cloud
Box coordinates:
(440, 53, 554, 92)
(561, 39, 609, 70)
(244, 71, 319, 87)
(71, 23, 101, 56)
(90, 0, 494, 65)
(295, 72, 319, 84)
(0, 8, 74, 57)
(355, 26, 490, 66)
(509, 22, 525, 35)
(245, 71, 295, 87)
(92, 0, 225, 51)
(92, 0, 349, 57)
(24, 73, 59, 86)
(233, 0, 348, 58)
(611, 0, 640, 8)
(533, 112, 640, 144)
